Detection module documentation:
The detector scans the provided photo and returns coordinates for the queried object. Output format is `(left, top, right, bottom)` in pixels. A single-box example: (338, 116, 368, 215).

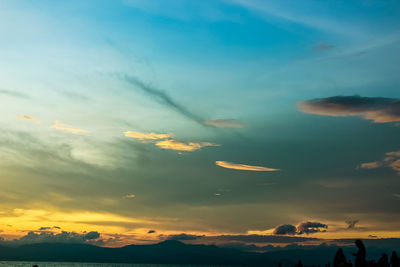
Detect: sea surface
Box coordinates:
(0, 263, 218, 267)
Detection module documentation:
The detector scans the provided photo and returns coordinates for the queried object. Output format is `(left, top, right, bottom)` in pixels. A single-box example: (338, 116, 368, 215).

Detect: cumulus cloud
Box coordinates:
(297, 221, 328, 234)
(298, 96, 400, 123)
(124, 131, 171, 140)
(155, 139, 218, 152)
(15, 115, 41, 124)
(273, 224, 297, 235)
(216, 161, 280, 172)
(204, 119, 244, 128)
(359, 151, 400, 174)
(1, 231, 101, 245)
(50, 121, 88, 134)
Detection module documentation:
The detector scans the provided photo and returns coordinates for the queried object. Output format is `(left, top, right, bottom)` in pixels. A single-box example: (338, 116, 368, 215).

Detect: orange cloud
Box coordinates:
(155, 139, 218, 152)
(15, 115, 41, 124)
(50, 121, 88, 134)
(204, 119, 244, 128)
(360, 151, 400, 173)
(124, 131, 171, 140)
(216, 161, 280, 171)
(124, 194, 136, 199)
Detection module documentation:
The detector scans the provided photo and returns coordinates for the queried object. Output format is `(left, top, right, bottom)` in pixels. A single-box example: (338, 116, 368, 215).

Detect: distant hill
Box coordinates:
(0, 240, 280, 265)
(0, 240, 397, 266)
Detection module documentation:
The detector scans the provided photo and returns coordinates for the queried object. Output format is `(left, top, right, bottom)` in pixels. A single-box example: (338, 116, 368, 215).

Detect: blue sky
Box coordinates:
(0, 0, 400, 247)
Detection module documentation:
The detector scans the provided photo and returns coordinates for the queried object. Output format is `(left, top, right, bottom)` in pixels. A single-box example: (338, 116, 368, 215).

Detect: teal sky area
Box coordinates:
(0, 0, 400, 247)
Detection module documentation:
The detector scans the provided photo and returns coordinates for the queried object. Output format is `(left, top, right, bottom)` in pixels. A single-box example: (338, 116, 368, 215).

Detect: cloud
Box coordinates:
(345, 220, 359, 229)
(204, 119, 244, 128)
(298, 96, 400, 123)
(297, 221, 328, 234)
(1, 231, 101, 245)
(167, 233, 204, 241)
(155, 139, 218, 152)
(50, 120, 89, 134)
(360, 151, 400, 174)
(0, 89, 29, 99)
(216, 161, 280, 172)
(148, 230, 156, 234)
(124, 194, 136, 199)
(120, 74, 206, 126)
(38, 226, 61, 231)
(273, 224, 297, 235)
(124, 131, 172, 140)
(15, 115, 41, 124)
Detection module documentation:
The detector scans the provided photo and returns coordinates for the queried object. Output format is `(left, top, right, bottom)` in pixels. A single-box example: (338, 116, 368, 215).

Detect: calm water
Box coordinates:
(0, 263, 218, 267)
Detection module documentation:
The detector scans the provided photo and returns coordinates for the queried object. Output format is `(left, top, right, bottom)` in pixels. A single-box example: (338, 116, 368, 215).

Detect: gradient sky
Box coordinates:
(1, 0, 400, 248)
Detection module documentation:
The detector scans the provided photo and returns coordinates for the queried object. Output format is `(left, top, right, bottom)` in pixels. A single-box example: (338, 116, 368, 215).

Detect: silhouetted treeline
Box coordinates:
(291, 240, 400, 267)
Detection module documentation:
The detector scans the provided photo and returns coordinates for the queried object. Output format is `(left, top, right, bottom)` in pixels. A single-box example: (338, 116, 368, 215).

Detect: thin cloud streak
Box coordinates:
(216, 161, 280, 171)
(50, 121, 89, 134)
(205, 119, 244, 128)
(120, 74, 207, 126)
(15, 115, 41, 124)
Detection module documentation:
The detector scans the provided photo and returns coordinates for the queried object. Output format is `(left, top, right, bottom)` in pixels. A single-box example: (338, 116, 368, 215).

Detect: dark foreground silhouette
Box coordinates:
(0, 239, 399, 266)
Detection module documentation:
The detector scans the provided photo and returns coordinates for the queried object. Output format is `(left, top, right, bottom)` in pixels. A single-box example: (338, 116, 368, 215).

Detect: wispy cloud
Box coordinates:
(124, 194, 136, 199)
(359, 151, 400, 174)
(50, 121, 88, 134)
(298, 96, 400, 123)
(120, 74, 206, 126)
(204, 119, 244, 128)
(227, 0, 363, 38)
(216, 161, 280, 171)
(124, 131, 172, 141)
(0, 89, 30, 99)
(15, 115, 41, 124)
(156, 139, 218, 152)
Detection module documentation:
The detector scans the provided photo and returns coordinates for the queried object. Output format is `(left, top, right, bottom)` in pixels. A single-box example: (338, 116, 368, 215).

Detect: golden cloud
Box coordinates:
(124, 194, 136, 199)
(360, 151, 400, 173)
(50, 121, 88, 134)
(15, 115, 41, 124)
(124, 131, 171, 140)
(215, 161, 280, 171)
(155, 139, 219, 152)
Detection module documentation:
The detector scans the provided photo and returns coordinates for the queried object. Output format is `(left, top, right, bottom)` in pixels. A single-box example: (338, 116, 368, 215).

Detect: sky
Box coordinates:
(0, 0, 400, 249)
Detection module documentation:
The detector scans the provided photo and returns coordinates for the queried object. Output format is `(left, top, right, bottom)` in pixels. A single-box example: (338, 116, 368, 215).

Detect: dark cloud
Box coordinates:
(1, 231, 101, 245)
(0, 89, 30, 99)
(120, 74, 207, 126)
(148, 230, 156, 234)
(273, 224, 297, 235)
(298, 95, 400, 123)
(346, 220, 359, 229)
(167, 233, 204, 241)
(297, 221, 328, 234)
(202, 234, 317, 243)
(38, 226, 61, 231)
